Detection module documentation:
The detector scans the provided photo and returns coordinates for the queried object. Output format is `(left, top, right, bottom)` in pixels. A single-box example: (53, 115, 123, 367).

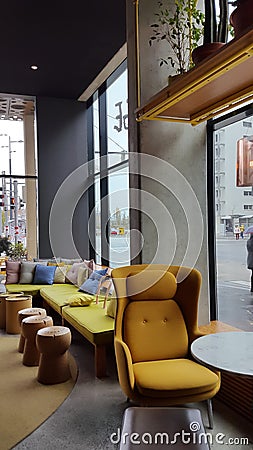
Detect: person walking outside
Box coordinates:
(247, 233, 253, 292)
(240, 224, 244, 239)
(234, 225, 240, 240)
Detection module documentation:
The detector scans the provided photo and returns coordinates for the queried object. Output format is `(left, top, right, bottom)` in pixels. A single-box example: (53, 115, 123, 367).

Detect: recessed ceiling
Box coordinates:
(0, 1, 126, 119)
(0, 96, 34, 121)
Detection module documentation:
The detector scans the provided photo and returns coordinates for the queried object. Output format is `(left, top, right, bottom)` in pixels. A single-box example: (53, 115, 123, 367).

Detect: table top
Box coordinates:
(191, 331, 253, 377)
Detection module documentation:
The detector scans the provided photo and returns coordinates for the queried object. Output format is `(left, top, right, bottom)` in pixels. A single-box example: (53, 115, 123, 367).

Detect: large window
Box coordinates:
(0, 114, 37, 258)
(88, 60, 130, 268)
(209, 104, 253, 331)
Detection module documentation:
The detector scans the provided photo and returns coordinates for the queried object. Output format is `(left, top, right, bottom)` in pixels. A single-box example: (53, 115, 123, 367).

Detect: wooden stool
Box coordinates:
(18, 308, 47, 353)
(22, 315, 53, 366)
(36, 326, 71, 384)
(0, 293, 24, 330)
(5, 295, 32, 334)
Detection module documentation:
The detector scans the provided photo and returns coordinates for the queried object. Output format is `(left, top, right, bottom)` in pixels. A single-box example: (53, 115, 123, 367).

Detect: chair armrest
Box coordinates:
(115, 337, 135, 391)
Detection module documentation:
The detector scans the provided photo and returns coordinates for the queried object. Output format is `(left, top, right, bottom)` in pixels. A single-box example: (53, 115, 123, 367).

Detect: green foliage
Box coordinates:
(7, 242, 27, 260)
(149, 0, 205, 74)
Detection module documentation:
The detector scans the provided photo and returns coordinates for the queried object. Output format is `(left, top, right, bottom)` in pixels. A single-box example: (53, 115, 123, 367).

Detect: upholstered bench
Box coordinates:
(62, 303, 115, 378)
(6, 276, 116, 378)
(40, 285, 82, 314)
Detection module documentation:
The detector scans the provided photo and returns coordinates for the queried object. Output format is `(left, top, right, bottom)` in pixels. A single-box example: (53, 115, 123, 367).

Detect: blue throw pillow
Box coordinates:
(79, 269, 108, 295)
(33, 264, 56, 285)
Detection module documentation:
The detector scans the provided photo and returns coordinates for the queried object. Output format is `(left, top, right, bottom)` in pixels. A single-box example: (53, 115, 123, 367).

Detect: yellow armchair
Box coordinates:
(111, 264, 220, 428)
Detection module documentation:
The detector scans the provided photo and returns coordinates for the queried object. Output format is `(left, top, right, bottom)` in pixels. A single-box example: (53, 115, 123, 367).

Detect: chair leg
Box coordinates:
(206, 399, 214, 429)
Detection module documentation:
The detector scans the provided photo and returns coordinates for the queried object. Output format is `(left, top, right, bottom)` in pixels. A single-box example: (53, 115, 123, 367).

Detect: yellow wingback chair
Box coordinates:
(111, 264, 220, 428)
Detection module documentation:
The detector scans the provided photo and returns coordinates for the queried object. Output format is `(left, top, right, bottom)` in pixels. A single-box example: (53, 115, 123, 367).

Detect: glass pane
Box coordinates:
(93, 92, 100, 174)
(108, 165, 130, 268)
(1, 177, 37, 252)
(215, 113, 253, 331)
(106, 68, 128, 168)
(95, 176, 101, 265)
(0, 120, 25, 176)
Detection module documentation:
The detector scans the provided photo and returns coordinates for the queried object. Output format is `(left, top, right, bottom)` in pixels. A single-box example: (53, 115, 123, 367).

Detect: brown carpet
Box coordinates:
(0, 335, 77, 450)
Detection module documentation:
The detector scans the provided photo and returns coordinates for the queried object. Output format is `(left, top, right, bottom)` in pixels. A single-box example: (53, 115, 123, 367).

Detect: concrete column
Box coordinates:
(23, 112, 37, 260)
(127, 0, 210, 324)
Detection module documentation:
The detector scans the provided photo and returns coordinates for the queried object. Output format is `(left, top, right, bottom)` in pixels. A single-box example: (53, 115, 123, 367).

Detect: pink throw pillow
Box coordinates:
(66, 260, 94, 285)
(6, 261, 21, 284)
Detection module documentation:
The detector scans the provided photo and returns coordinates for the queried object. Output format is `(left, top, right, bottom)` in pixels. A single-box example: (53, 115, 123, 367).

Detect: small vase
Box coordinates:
(192, 42, 226, 66)
(230, 0, 253, 39)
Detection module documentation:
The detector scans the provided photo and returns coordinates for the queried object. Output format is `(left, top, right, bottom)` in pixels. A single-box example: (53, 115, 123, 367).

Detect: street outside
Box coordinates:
(107, 234, 253, 331)
(217, 234, 253, 331)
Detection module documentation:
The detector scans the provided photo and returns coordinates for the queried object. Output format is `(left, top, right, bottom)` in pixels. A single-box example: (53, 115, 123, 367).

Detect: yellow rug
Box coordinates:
(0, 335, 77, 450)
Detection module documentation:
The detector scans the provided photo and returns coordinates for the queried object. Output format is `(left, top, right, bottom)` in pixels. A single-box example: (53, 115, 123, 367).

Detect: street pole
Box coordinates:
(2, 171, 8, 237)
(9, 136, 13, 221)
(14, 180, 18, 245)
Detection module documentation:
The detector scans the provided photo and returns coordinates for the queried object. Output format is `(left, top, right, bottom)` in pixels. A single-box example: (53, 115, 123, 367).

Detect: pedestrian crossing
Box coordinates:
(219, 280, 250, 291)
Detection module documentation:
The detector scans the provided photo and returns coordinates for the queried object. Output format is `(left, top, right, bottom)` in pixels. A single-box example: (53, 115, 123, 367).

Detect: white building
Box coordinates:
(215, 117, 253, 235)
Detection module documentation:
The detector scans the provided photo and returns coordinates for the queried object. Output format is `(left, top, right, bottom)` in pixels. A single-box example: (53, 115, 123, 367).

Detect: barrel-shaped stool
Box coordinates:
(22, 315, 53, 366)
(36, 326, 71, 384)
(18, 308, 47, 353)
(6, 295, 32, 334)
(0, 293, 25, 330)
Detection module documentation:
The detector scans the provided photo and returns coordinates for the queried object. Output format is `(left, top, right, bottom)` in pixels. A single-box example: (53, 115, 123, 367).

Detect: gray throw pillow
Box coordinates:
(19, 262, 37, 284)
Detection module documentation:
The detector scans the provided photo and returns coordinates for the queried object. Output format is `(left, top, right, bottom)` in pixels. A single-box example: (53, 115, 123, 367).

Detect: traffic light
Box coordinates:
(10, 197, 15, 209)
(19, 198, 24, 208)
(0, 191, 4, 207)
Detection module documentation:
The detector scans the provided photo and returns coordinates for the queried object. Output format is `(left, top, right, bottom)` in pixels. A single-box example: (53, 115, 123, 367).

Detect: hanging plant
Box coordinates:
(149, 0, 205, 74)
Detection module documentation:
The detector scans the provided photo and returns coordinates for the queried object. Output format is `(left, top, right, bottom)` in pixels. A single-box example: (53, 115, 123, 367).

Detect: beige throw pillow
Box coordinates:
(106, 297, 117, 318)
(77, 266, 89, 287)
(54, 266, 68, 284)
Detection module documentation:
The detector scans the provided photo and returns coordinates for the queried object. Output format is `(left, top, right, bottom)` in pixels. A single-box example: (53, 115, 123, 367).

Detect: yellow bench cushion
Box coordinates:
(62, 303, 114, 345)
(7, 284, 49, 296)
(40, 284, 81, 313)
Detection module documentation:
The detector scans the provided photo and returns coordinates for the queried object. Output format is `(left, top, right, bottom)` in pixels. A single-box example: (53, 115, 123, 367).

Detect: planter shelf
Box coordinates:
(135, 28, 253, 126)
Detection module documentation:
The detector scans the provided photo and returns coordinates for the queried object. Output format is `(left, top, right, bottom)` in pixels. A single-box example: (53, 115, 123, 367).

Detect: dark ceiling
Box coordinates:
(0, 1, 126, 101)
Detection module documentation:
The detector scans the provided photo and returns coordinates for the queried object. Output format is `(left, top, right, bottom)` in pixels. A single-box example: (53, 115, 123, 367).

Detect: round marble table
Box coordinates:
(191, 331, 253, 377)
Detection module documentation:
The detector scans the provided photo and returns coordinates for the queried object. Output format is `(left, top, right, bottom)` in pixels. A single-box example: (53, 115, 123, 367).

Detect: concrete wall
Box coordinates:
(23, 112, 37, 260)
(36, 97, 89, 260)
(127, 0, 210, 324)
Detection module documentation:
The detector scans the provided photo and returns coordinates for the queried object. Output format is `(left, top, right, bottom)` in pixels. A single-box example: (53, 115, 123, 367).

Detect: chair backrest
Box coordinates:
(124, 270, 188, 363)
(112, 264, 202, 360)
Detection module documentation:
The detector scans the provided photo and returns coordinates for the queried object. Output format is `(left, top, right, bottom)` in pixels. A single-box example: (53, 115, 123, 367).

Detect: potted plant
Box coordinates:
(192, 0, 229, 64)
(149, 0, 205, 74)
(7, 242, 27, 261)
(229, 0, 253, 39)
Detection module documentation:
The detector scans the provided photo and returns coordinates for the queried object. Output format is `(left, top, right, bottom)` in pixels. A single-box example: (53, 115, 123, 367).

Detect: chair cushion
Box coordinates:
(133, 359, 219, 398)
(124, 299, 188, 362)
(126, 270, 177, 301)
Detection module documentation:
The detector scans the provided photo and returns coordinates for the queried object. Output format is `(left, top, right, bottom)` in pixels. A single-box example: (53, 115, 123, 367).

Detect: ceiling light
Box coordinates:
(31, 65, 38, 70)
